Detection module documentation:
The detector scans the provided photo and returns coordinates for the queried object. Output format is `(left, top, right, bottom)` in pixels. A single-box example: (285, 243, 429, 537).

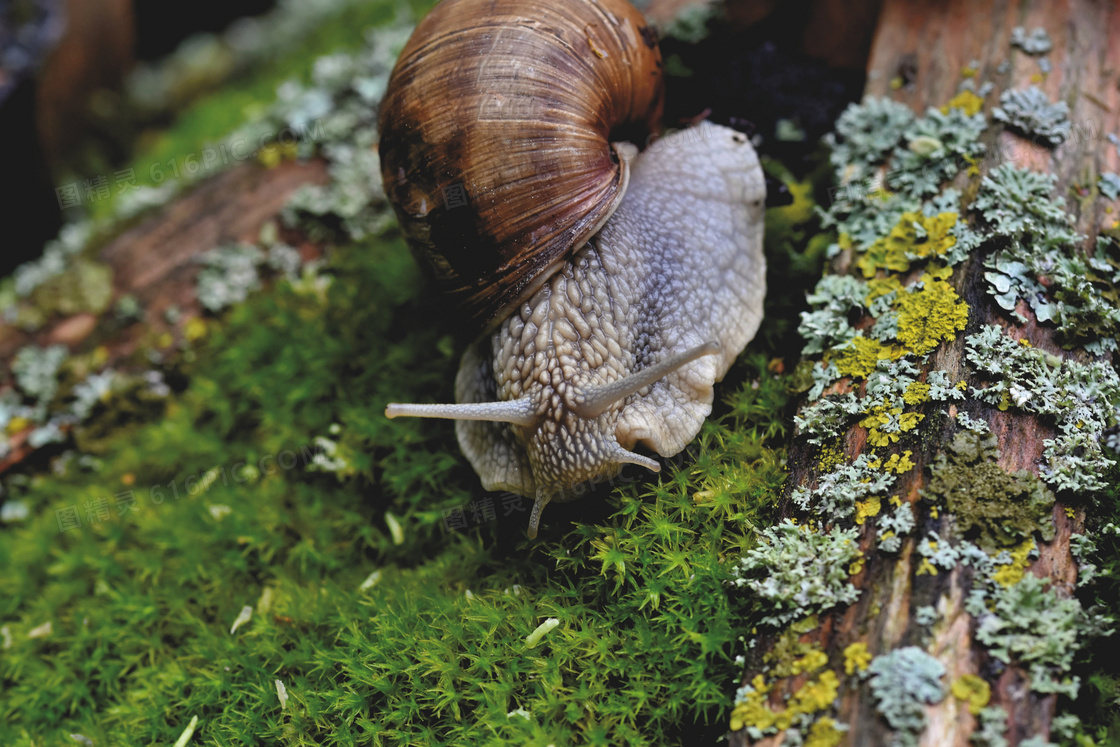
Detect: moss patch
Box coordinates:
(924, 432, 1055, 550)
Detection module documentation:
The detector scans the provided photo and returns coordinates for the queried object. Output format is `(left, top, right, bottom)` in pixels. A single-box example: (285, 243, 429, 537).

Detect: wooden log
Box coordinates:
(0, 157, 329, 473)
(731, 1, 1120, 745)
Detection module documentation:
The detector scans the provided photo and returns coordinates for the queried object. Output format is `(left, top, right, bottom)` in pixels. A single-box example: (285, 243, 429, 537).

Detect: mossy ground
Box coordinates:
(81, 0, 440, 221)
(0, 14, 834, 740)
(0, 230, 817, 745)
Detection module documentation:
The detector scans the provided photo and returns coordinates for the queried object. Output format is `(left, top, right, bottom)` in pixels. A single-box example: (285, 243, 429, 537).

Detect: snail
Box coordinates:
(381, 0, 767, 538)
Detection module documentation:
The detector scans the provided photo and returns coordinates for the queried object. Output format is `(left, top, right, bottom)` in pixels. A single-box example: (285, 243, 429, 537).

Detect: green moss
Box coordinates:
(0, 214, 803, 745)
(85, 0, 439, 220)
(923, 431, 1055, 549)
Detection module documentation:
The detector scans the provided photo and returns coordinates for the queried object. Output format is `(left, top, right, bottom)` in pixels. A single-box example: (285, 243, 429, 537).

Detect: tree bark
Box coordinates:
(0, 158, 329, 474)
(732, 1, 1120, 745)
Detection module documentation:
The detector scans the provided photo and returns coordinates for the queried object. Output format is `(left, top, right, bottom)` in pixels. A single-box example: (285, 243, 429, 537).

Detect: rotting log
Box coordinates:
(731, 1, 1120, 746)
(0, 158, 328, 366)
(0, 157, 329, 473)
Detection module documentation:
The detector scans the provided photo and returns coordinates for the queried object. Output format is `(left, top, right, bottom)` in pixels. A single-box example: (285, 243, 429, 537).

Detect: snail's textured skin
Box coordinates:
(454, 123, 766, 510)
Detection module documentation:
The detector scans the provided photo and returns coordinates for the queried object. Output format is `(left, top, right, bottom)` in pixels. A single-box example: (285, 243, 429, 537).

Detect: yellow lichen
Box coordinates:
(792, 649, 830, 676)
(729, 668, 841, 733)
(849, 556, 865, 575)
(834, 337, 905, 380)
(861, 408, 924, 448)
(855, 496, 882, 525)
(866, 276, 904, 304)
(903, 382, 931, 405)
(950, 674, 991, 715)
(895, 279, 970, 355)
(884, 451, 916, 474)
(818, 444, 847, 473)
(916, 558, 939, 576)
(185, 317, 208, 342)
(898, 412, 924, 432)
(805, 717, 845, 747)
(991, 538, 1037, 588)
(857, 211, 959, 279)
(730, 674, 773, 732)
(788, 671, 840, 715)
(962, 153, 981, 178)
(922, 263, 954, 282)
(942, 89, 985, 116)
(843, 642, 872, 675)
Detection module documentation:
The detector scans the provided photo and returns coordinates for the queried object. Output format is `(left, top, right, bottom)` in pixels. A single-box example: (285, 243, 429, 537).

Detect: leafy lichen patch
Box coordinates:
(974, 574, 1106, 697)
(976, 165, 1120, 349)
(1010, 26, 1053, 55)
(731, 520, 863, 628)
(965, 325, 1120, 492)
(992, 86, 1070, 147)
(866, 646, 946, 747)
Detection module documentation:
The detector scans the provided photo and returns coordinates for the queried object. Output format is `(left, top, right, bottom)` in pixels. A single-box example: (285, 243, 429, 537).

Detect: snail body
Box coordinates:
(382, 0, 767, 538)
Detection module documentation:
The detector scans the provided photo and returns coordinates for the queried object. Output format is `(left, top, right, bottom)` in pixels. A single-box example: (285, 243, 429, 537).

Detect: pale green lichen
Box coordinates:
(798, 274, 867, 355)
(1099, 172, 1120, 200)
(974, 574, 1108, 698)
(955, 411, 991, 433)
(790, 453, 895, 523)
(992, 87, 1070, 147)
(195, 244, 266, 312)
(877, 500, 914, 553)
(820, 97, 988, 250)
(916, 531, 961, 575)
(260, 25, 413, 240)
(866, 646, 946, 747)
(887, 107, 987, 198)
(965, 325, 1120, 492)
(1069, 533, 1099, 587)
(12, 344, 68, 411)
(972, 706, 1009, 747)
(796, 356, 961, 449)
(731, 520, 862, 627)
(826, 97, 916, 181)
(976, 164, 1120, 348)
(1010, 26, 1052, 55)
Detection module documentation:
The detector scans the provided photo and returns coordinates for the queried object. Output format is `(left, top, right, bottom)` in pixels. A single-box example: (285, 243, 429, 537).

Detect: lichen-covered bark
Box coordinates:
(731, 2, 1120, 745)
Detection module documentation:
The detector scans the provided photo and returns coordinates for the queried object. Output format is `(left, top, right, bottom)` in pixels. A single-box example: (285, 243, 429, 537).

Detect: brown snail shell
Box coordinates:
(378, 0, 664, 330)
